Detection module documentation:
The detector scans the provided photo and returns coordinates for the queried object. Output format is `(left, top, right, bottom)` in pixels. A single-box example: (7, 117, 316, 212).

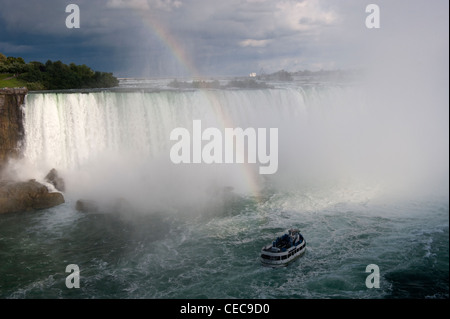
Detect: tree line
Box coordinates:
(0, 53, 118, 90)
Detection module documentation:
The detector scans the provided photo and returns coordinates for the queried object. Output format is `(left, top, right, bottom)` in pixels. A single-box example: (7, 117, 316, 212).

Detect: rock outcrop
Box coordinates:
(75, 199, 99, 213)
(0, 88, 27, 175)
(45, 168, 66, 192)
(0, 89, 66, 214)
(75, 197, 133, 214)
(0, 179, 65, 214)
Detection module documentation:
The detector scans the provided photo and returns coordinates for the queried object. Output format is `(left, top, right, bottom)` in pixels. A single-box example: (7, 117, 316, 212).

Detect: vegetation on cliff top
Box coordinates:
(0, 53, 118, 91)
(0, 73, 28, 89)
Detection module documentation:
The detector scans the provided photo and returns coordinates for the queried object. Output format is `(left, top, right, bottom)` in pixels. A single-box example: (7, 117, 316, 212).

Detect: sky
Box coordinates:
(0, 0, 448, 77)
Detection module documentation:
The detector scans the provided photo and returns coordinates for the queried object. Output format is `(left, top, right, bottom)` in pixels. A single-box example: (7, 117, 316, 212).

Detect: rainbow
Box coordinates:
(136, 10, 265, 202)
(137, 11, 197, 76)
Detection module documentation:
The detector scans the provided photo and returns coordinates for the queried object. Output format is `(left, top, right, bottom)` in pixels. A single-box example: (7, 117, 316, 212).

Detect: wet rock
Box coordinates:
(45, 168, 65, 192)
(75, 199, 99, 213)
(75, 197, 133, 214)
(0, 179, 65, 214)
(0, 88, 27, 175)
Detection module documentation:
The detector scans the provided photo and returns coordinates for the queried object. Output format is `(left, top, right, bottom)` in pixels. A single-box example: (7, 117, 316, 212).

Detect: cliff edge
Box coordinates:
(0, 87, 27, 174)
(0, 88, 65, 214)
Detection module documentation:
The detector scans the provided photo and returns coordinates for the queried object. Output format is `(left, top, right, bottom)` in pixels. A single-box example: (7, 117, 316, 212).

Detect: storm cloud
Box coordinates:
(0, 0, 448, 77)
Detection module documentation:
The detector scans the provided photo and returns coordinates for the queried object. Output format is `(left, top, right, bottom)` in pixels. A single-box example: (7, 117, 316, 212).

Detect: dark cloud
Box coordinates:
(0, 0, 448, 77)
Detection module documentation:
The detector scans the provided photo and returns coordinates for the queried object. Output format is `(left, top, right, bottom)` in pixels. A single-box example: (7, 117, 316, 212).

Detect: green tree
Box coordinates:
(3, 55, 119, 90)
(1, 56, 27, 74)
(43, 60, 82, 89)
(19, 62, 44, 83)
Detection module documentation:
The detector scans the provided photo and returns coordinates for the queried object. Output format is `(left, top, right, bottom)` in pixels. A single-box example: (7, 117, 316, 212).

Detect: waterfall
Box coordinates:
(15, 84, 446, 213)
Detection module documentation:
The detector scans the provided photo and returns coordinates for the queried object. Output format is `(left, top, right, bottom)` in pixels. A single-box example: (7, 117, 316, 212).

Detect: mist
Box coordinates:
(7, 1, 448, 216)
(361, 0, 449, 197)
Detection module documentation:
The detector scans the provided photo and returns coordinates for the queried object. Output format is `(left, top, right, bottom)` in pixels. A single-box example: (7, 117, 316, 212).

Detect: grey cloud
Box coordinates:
(0, 0, 448, 77)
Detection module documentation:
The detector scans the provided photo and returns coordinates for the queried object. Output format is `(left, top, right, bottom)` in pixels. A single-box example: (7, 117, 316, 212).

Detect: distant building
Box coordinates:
(249, 72, 257, 77)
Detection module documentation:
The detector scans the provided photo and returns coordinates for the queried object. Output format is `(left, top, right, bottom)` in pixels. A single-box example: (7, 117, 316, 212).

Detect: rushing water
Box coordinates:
(0, 78, 448, 299)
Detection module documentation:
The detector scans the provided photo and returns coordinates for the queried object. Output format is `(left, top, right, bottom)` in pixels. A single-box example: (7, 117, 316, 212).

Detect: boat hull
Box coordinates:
(260, 242, 306, 268)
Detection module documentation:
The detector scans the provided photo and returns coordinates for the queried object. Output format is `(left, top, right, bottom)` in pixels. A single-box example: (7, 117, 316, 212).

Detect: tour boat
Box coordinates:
(260, 228, 306, 267)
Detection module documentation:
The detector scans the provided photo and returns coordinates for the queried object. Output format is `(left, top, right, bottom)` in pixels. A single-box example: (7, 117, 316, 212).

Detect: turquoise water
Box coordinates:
(1, 189, 447, 299)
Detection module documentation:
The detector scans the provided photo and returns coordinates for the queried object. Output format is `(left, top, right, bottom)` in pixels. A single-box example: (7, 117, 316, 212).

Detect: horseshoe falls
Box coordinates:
(0, 80, 448, 299)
